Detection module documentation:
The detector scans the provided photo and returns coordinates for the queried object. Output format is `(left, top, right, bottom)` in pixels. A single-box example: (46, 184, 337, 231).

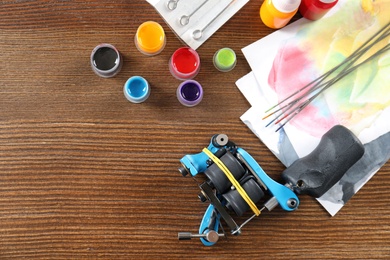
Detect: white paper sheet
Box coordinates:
(237, 0, 390, 216)
(237, 71, 390, 216)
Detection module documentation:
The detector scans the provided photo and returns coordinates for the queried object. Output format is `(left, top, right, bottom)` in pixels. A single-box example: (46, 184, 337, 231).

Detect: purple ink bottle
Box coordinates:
(176, 80, 203, 107)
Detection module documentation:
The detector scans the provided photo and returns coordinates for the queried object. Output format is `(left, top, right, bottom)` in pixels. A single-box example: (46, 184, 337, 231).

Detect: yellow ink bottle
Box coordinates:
(260, 0, 301, 29)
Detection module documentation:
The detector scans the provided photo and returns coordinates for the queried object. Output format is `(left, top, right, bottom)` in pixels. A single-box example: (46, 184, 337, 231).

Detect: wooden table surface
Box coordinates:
(1, 1, 389, 259)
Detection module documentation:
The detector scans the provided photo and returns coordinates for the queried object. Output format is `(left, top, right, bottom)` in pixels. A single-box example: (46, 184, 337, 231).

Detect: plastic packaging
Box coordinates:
(90, 43, 122, 78)
(176, 80, 203, 107)
(169, 47, 200, 80)
(135, 21, 166, 56)
(146, 0, 250, 50)
(123, 76, 151, 103)
(213, 48, 237, 72)
(260, 0, 301, 29)
(299, 0, 338, 20)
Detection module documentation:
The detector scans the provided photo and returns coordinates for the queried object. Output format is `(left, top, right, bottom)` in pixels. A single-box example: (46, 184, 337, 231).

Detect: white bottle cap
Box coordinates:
(273, 0, 301, 13)
(320, 0, 337, 3)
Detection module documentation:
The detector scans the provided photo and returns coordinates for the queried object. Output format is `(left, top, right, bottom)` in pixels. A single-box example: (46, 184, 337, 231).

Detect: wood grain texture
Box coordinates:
(0, 1, 389, 259)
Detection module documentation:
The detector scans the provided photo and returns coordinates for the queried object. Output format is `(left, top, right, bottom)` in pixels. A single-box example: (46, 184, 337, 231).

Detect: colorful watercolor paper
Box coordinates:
(238, 0, 390, 216)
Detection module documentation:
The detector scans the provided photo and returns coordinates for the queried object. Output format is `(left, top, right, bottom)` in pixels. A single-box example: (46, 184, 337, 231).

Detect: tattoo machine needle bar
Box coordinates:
(193, 0, 236, 40)
(167, 0, 179, 10)
(180, 0, 209, 26)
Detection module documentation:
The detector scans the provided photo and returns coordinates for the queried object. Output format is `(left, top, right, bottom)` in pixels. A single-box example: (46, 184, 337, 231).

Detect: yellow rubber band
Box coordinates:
(202, 148, 261, 216)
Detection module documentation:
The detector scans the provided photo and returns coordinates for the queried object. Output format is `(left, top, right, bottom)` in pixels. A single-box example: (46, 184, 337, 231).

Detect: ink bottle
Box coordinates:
(176, 80, 203, 107)
(260, 0, 301, 29)
(123, 76, 151, 103)
(90, 43, 122, 78)
(213, 48, 237, 72)
(135, 21, 166, 56)
(169, 47, 200, 80)
(299, 0, 338, 20)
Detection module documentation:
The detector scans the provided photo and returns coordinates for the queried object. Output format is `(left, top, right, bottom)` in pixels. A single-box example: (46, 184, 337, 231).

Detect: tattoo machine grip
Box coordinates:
(281, 125, 365, 198)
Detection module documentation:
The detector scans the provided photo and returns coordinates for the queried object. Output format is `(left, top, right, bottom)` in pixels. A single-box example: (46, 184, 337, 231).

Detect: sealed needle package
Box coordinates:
(146, 0, 249, 50)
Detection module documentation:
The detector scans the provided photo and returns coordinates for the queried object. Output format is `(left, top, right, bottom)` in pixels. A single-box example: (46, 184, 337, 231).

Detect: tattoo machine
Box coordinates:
(177, 125, 364, 246)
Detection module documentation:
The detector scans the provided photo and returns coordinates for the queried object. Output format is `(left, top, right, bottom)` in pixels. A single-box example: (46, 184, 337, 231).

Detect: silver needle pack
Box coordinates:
(146, 0, 249, 50)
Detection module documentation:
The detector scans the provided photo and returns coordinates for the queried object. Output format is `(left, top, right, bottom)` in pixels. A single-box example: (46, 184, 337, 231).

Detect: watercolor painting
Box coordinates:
(238, 0, 390, 215)
(268, 0, 390, 138)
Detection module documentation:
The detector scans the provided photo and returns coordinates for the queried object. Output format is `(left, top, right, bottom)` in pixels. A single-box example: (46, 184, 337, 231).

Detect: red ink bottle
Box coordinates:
(299, 0, 338, 20)
(169, 47, 200, 80)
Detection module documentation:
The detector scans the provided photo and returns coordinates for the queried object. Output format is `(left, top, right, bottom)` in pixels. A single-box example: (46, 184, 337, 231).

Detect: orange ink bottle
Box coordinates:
(260, 0, 301, 29)
(135, 21, 166, 56)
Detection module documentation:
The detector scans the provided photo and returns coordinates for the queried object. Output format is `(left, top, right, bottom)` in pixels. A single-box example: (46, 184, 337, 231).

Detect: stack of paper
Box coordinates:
(236, 0, 390, 216)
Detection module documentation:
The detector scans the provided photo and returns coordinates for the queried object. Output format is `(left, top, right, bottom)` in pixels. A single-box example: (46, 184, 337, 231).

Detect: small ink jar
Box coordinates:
(123, 76, 151, 103)
(213, 48, 237, 72)
(176, 80, 203, 107)
(135, 21, 166, 56)
(169, 47, 201, 80)
(90, 43, 122, 78)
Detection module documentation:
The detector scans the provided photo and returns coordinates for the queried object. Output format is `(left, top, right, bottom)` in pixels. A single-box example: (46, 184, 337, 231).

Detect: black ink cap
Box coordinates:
(90, 43, 122, 78)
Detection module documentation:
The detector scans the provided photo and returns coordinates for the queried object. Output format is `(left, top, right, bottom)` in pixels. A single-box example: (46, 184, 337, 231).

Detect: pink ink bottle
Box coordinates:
(299, 0, 338, 20)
